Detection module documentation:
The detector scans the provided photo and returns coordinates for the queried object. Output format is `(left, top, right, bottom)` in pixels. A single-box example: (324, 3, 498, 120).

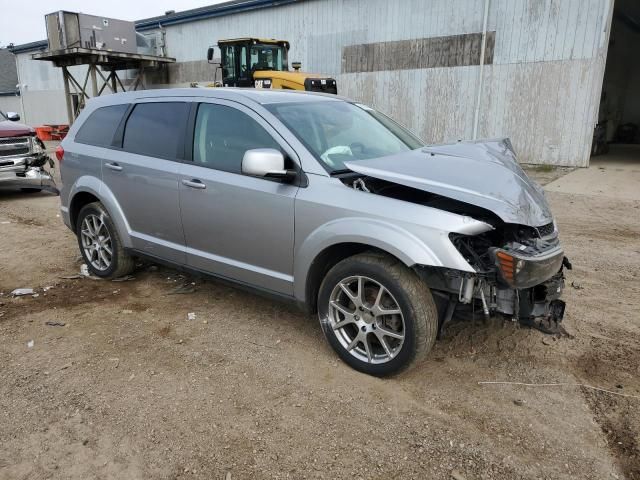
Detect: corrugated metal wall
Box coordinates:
(15, 0, 613, 166)
(154, 0, 612, 166)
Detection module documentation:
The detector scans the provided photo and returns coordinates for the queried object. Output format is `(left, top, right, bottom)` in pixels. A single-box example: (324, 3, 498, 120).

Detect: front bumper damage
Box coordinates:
(0, 153, 58, 194)
(417, 232, 571, 337)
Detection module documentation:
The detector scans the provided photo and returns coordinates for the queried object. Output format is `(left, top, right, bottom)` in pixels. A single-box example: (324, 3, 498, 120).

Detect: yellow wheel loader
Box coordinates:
(206, 38, 337, 94)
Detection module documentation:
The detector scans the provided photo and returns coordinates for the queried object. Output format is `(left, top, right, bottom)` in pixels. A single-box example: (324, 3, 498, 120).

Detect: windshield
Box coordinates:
(250, 44, 286, 72)
(265, 101, 424, 172)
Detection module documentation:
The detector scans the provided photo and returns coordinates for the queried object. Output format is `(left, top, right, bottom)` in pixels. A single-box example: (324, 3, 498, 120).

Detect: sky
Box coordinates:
(0, 0, 227, 47)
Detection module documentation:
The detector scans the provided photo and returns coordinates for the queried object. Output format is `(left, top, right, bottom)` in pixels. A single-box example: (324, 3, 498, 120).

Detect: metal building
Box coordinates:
(7, 0, 640, 167)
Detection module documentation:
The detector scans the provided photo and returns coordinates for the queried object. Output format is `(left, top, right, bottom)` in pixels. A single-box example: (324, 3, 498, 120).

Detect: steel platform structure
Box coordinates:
(33, 47, 175, 124)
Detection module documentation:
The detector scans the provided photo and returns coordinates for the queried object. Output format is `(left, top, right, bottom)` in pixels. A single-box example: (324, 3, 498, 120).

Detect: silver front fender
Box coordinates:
(293, 216, 488, 303)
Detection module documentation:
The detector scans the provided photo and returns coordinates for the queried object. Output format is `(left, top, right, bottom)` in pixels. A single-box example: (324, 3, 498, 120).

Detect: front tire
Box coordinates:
(318, 252, 438, 376)
(76, 202, 134, 279)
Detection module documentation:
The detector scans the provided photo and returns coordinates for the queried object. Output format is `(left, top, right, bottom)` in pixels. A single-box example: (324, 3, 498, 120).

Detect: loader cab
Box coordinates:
(217, 38, 290, 88)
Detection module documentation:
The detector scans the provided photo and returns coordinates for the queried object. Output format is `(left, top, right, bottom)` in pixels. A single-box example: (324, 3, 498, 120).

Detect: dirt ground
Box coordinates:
(1, 151, 639, 480)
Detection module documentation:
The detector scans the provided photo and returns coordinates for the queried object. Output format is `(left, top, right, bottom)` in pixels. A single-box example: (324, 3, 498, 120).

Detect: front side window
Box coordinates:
(250, 45, 286, 72)
(193, 103, 281, 174)
(122, 102, 189, 159)
(75, 104, 128, 147)
(265, 101, 423, 172)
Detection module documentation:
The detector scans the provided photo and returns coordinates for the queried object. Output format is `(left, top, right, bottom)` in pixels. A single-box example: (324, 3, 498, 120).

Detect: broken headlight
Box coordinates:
(30, 137, 46, 155)
(492, 247, 564, 289)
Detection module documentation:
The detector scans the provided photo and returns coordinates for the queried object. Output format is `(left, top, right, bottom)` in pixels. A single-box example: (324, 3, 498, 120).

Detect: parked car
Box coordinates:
(0, 110, 57, 193)
(58, 89, 569, 376)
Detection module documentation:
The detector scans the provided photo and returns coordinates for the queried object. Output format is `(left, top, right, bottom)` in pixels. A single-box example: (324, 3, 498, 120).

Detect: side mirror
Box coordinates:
(291, 61, 301, 71)
(242, 148, 296, 181)
(6, 111, 20, 121)
(207, 46, 214, 63)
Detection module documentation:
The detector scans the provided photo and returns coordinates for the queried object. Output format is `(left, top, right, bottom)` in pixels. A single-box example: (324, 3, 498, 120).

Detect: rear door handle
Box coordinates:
(105, 162, 123, 172)
(181, 178, 206, 189)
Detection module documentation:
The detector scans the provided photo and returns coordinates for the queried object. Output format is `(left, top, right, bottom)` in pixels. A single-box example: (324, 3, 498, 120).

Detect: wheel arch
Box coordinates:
(67, 178, 132, 248)
(295, 218, 445, 313)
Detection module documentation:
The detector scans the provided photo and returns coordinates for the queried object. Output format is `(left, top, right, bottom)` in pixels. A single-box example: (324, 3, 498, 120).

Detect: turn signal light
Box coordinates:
(496, 251, 514, 280)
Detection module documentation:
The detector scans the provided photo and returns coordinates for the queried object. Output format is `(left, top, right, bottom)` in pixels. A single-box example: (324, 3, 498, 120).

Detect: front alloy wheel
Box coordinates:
(328, 275, 405, 364)
(318, 252, 438, 376)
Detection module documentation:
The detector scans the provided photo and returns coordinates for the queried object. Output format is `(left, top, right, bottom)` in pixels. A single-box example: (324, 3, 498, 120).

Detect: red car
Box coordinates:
(0, 110, 57, 193)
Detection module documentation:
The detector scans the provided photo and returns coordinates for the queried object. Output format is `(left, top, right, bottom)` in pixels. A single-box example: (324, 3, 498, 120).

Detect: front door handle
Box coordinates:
(181, 178, 206, 189)
(105, 162, 123, 172)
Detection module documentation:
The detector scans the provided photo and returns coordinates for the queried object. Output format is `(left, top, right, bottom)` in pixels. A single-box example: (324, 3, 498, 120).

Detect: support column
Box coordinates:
(90, 64, 98, 97)
(62, 66, 74, 125)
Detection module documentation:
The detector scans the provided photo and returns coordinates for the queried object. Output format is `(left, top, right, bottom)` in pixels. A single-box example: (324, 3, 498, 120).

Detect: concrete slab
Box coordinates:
(545, 145, 640, 200)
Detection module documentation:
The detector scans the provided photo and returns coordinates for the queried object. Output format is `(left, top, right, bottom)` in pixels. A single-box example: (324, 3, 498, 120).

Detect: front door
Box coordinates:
(179, 100, 298, 295)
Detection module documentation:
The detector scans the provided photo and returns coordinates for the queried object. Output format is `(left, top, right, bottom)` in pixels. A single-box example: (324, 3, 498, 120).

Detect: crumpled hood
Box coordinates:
(344, 138, 553, 227)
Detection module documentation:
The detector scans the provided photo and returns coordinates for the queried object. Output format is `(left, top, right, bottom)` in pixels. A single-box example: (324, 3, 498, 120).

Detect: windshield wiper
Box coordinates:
(330, 168, 353, 176)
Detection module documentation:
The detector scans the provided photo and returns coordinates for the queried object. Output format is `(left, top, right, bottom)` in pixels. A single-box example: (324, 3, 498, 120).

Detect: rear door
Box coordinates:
(178, 100, 298, 295)
(102, 100, 190, 264)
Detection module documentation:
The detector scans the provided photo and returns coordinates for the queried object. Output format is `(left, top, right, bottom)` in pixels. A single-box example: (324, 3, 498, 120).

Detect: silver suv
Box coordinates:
(59, 89, 568, 376)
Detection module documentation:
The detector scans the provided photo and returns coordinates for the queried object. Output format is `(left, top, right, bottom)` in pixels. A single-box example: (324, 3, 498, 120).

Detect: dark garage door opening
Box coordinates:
(593, 0, 640, 164)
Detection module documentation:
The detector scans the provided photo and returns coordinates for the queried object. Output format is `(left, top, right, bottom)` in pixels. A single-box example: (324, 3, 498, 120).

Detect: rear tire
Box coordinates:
(318, 252, 438, 376)
(76, 202, 134, 279)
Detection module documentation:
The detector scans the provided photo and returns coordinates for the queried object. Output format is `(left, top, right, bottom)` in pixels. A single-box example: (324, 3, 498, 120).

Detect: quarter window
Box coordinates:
(193, 103, 281, 174)
(122, 102, 189, 159)
(75, 104, 128, 147)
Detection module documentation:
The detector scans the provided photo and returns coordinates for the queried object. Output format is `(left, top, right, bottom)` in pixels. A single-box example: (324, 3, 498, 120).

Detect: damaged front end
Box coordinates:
(0, 136, 58, 193)
(342, 138, 570, 335)
(420, 223, 570, 336)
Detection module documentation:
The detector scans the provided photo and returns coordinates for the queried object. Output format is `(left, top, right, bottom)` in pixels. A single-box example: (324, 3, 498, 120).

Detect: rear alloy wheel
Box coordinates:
(76, 202, 134, 279)
(318, 252, 438, 376)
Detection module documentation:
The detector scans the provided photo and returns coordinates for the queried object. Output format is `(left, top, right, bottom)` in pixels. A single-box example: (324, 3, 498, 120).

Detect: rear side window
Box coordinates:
(75, 104, 128, 147)
(123, 102, 190, 159)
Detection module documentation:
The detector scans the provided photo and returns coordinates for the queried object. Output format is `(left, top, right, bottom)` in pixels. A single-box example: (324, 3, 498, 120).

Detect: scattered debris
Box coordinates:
(45, 321, 66, 327)
(571, 281, 584, 290)
(0, 221, 10, 224)
(109, 358, 120, 368)
(168, 283, 196, 295)
(59, 274, 83, 280)
(43, 286, 54, 292)
(225, 472, 232, 480)
(31, 293, 40, 298)
(80, 264, 90, 277)
(513, 399, 526, 406)
(11, 288, 34, 297)
(121, 309, 133, 314)
(60, 363, 72, 370)
(112, 275, 135, 282)
(128, 373, 135, 381)
(187, 312, 197, 321)
(450, 470, 467, 480)
(542, 337, 553, 346)
(26, 340, 34, 348)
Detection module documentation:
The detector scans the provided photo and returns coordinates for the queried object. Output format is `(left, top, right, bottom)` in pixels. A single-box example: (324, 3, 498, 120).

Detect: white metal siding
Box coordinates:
(15, 0, 613, 166)
(152, 0, 611, 166)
